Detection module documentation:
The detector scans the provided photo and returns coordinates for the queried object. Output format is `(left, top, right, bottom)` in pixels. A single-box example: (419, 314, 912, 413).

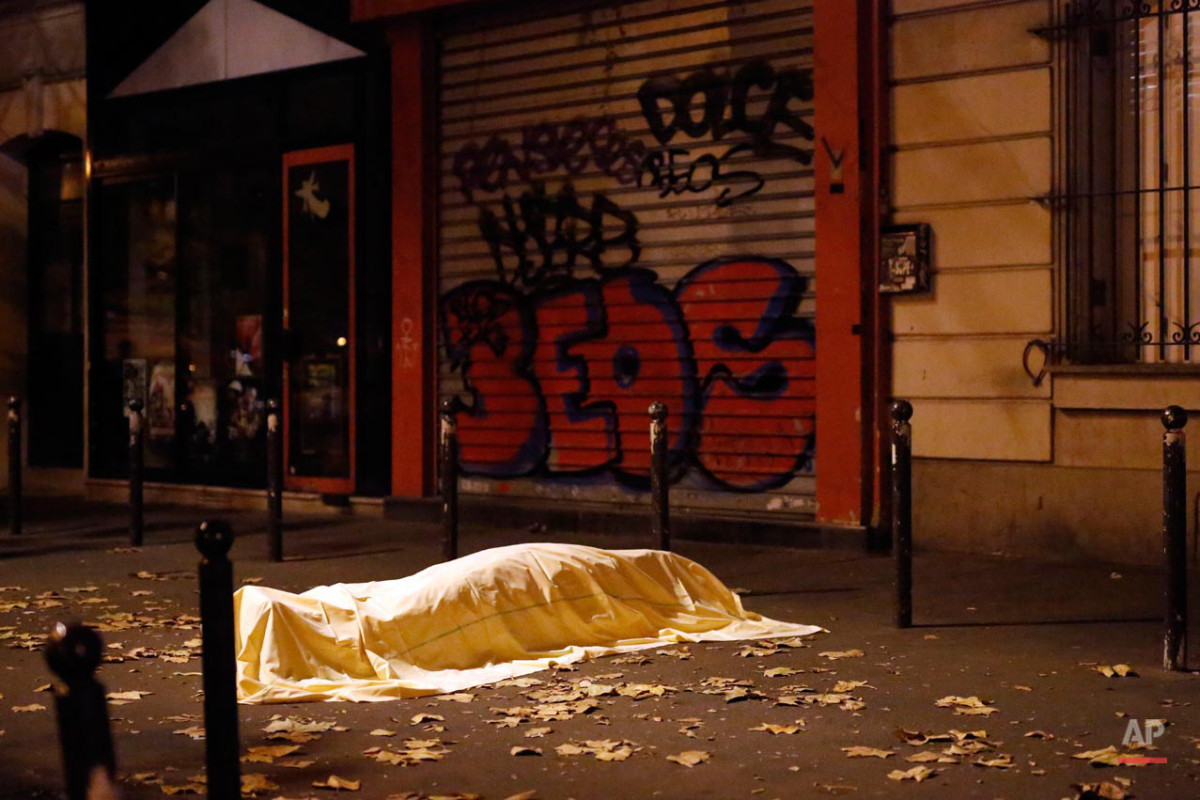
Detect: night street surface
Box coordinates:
(1, 511, 1199, 800)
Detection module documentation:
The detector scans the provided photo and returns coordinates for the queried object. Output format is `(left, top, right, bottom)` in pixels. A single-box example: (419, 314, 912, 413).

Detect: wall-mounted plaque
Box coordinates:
(880, 223, 931, 294)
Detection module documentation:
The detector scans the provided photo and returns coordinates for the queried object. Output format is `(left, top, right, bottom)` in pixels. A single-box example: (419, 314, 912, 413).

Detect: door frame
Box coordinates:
(281, 143, 357, 494)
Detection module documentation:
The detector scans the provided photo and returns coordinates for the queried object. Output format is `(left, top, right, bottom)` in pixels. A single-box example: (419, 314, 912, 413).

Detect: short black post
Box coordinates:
(196, 520, 241, 800)
(440, 399, 459, 562)
(7, 396, 21, 537)
(266, 399, 283, 563)
(45, 622, 118, 800)
(129, 399, 145, 547)
(649, 402, 670, 552)
(891, 400, 914, 629)
(1162, 406, 1188, 672)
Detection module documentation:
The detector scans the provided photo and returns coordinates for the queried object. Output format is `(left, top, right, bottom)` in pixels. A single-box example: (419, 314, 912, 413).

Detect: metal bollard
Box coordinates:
(195, 520, 241, 800)
(1162, 406, 1189, 672)
(129, 399, 145, 547)
(8, 396, 21, 537)
(649, 402, 670, 552)
(266, 399, 283, 563)
(891, 400, 914, 629)
(440, 399, 459, 562)
(45, 622, 118, 800)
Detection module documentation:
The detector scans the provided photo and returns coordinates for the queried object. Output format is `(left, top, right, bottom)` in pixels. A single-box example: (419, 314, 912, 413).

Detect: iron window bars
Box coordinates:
(1046, 0, 1200, 363)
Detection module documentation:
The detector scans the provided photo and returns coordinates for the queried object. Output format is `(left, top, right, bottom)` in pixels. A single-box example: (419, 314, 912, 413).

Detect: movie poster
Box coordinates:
(147, 361, 175, 440)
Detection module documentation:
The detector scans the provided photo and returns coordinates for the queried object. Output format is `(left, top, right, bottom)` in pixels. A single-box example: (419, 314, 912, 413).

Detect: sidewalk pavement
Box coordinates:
(1, 510, 1198, 800)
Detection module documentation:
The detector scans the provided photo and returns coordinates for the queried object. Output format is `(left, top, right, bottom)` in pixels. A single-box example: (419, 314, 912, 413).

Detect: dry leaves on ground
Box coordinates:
(364, 738, 450, 767)
(510, 746, 542, 756)
(313, 776, 361, 791)
(819, 649, 864, 660)
(555, 739, 639, 762)
(241, 745, 301, 764)
(751, 722, 804, 735)
(841, 746, 894, 759)
(935, 696, 999, 716)
(1072, 747, 1124, 767)
(1071, 780, 1133, 799)
(666, 750, 710, 767)
(1096, 665, 1138, 678)
(240, 774, 279, 796)
(888, 766, 936, 782)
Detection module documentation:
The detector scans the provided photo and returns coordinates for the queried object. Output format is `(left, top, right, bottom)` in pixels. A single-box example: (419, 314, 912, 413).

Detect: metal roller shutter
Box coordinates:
(436, 0, 817, 518)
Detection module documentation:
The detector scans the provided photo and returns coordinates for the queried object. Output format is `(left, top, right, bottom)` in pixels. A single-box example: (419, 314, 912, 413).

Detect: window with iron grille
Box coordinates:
(1054, 1, 1200, 363)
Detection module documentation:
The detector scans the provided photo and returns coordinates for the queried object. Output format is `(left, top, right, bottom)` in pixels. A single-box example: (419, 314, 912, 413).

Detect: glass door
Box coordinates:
(282, 145, 356, 494)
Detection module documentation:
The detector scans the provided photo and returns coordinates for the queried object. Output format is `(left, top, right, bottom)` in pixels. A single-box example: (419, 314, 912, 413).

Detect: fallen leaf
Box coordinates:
(1025, 730, 1055, 740)
(666, 750, 710, 767)
(934, 696, 999, 716)
(831, 680, 870, 693)
(973, 754, 1015, 769)
(525, 727, 553, 738)
(1072, 746, 1122, 767)
(159, 783, 205, 795)
(240, 774, 278, 795)
(107, 690, 153, 704)
(819, 650, 865, 660)
(841, 746, 894, 759)
(1071, 782, 1131, 799)
(1096, 665, 1138, 679)
(370, 729, 396, 737)
(242, 745, 300, 764)
(312, 776, 361, 791)
(436, 693, 475, 703)
(751, 722, 804, 735)
(510, 746, 542, 756)
(411, 713, 444, 724)
(887, 766, 935, 782)
(813, 782, 857, 795)
(12, 704, 45, 713)
(763, 667, 804, 678)
(555, 739, 638, 762)
(905, 751, 959, 764)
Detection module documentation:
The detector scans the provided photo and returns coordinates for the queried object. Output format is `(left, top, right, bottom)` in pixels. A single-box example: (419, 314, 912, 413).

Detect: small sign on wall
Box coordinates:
(879, 223, 931, 294)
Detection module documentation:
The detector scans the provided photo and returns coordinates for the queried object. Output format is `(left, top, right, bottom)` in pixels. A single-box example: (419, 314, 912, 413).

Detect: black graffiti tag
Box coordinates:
(479, 182, 641, 289)
(454, 116, 647, 202)
(639, 144, 766, 207)
(636, 60, 814, 164)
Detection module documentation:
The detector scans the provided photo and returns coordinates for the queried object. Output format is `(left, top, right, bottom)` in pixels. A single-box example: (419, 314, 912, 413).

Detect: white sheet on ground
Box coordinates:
(234, 542, 823, 703)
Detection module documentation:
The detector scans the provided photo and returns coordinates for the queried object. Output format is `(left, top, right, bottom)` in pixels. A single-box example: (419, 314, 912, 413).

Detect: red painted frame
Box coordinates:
(387, 19, 436, 497)
(281, 144, 358, 495)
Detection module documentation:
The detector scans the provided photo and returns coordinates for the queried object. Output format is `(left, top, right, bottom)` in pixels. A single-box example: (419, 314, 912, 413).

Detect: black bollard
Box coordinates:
(8, 396, 21, 537)
(45, 622, 118, 800)
(1162, 406, 1188, 671)
(891, 400, 914, 629)
(440, 399, 459, 562)
(266, 399, 283, 563)
(129, 399, 145, 547)
(196, 520, 241, 800)
(649, 402, 670, 552)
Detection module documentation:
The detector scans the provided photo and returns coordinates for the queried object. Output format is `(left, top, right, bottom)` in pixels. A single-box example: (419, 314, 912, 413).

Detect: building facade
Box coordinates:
(1, 0, 1194, 564)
